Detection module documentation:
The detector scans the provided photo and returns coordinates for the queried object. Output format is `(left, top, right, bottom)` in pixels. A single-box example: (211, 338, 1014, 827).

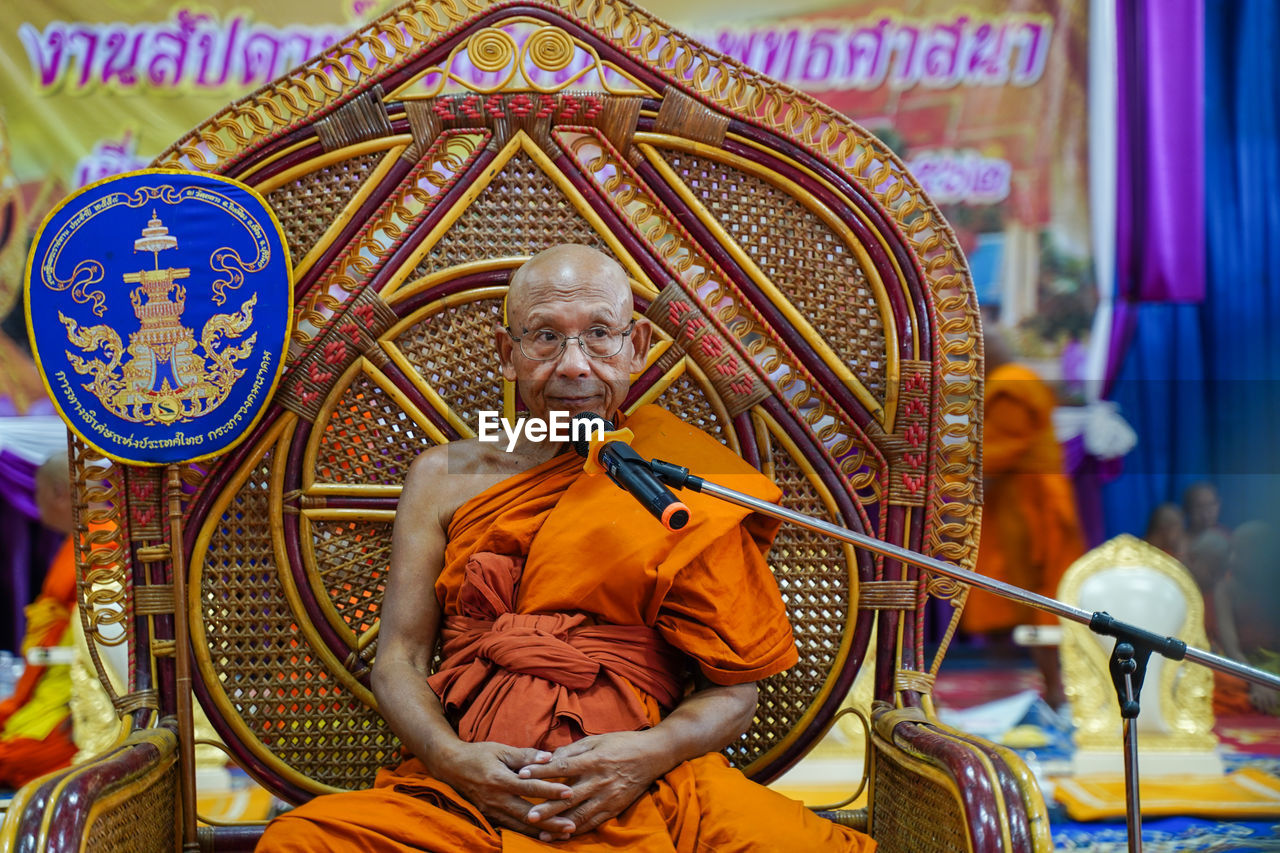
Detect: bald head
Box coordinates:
(36, 451, 72, 535)
(506, 245, 630, 329)
(496, 244, 651, 422)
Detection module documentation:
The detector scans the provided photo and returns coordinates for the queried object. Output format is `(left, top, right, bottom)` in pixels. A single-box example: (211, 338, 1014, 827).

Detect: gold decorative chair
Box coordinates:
(1, 1, 1049, 850)
(1058, 534, 1220, 777)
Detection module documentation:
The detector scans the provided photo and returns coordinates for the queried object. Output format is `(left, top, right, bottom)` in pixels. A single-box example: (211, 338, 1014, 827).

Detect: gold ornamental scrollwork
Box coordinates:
(468, 27, 518, 73)
(525, 26, 576, 72)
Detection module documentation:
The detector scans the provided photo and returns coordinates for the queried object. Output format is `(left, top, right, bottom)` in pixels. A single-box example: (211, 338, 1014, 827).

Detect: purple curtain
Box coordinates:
(0, 449, 64, 652)
(1108, 0, 1206, 388)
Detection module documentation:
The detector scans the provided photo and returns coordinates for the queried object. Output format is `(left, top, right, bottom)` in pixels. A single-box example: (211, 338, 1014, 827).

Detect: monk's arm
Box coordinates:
(371, 449, 574, 836)
(522, 677, 758, 837)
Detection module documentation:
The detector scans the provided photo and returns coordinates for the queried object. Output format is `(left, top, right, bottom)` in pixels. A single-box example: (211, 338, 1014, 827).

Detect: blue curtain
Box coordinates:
(1104, 0, 1280, 535)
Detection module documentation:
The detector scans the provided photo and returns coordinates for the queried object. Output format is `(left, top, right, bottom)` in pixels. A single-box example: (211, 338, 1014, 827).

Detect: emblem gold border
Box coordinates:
(25, 168, 295, 466)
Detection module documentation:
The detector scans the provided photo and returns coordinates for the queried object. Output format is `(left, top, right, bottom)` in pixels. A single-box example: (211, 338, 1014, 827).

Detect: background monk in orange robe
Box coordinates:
(0, 452, 78, 788)
(960, 323, 1085, 710)
(257, 245, 872, 851)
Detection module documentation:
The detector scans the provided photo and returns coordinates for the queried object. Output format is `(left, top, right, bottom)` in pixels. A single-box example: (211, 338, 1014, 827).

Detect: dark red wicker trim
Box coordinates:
(41, 730, 175, 852)
(887, 719, 1007, 853)
(731, 412, 760, 470)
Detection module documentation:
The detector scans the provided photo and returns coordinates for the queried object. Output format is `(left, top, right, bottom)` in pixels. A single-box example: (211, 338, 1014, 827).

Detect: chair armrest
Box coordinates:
(1, 726, 179, 853)
(868, 705, 1051, 853)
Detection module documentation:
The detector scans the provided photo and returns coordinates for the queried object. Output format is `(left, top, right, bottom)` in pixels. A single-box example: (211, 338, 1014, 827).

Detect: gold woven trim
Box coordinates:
(133, 585, 175, 616)
(404, 100, 444, 161)
(597, 95, 643, 157)
(134, 545, 170, 564)
(857, 580, 918, 611)
(316, 86, 392, 151)
(645, 283, 770, 418)
(654, 87, 728, 147)
(894, 669, 936, 695)
(113, 689, 160, 714)
(150, 640, 175, 659)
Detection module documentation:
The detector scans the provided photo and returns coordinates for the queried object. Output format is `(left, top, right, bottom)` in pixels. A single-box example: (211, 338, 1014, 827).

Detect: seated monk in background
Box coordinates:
(258, 245, 873, 851)
(0, 452, 78, 788)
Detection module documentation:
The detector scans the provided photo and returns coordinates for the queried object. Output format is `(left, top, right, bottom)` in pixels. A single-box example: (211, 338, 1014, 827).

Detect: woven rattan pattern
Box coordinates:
(648, 370, 729, 446)
(315, 371, 438, 485)
(265, 152, 384, 262)
(724, 427, 851, 768)
(391, 298, 505, 434)
(83, 759, 177, 853)
(199, 448, 396, 788)
(658, 149, 886, 403)
(414, 150, 609, 272)
(871, 747, 969, 850)
(309, 517, 392, 641)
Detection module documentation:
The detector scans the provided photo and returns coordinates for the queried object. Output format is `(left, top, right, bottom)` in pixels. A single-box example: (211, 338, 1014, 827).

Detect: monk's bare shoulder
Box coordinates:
(402, 440, 528, 531)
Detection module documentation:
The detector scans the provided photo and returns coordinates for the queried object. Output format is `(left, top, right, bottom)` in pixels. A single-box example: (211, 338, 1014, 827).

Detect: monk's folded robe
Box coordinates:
(258, 405, 874, 851)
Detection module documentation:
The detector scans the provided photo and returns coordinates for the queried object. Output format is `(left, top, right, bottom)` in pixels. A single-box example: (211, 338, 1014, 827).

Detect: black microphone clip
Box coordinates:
(570, 413, 690, 531)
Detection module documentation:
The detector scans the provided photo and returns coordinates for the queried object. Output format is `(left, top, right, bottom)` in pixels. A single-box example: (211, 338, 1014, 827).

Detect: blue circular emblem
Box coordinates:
(26, 170, 292, 465)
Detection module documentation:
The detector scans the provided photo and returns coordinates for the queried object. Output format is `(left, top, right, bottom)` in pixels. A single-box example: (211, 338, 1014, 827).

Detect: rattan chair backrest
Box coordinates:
(69, 0, 983, 803)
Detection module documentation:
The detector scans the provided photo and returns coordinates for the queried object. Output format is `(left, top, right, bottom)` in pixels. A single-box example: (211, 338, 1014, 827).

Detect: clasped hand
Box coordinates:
(441, 731, 666, 842)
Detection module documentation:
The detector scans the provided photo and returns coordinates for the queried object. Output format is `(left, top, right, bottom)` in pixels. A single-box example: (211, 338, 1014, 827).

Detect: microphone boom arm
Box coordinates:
(651, 459, 1280, 691)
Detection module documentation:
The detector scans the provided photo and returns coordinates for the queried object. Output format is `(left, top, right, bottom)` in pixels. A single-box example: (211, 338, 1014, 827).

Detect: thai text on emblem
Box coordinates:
(57, 211, 259, 425)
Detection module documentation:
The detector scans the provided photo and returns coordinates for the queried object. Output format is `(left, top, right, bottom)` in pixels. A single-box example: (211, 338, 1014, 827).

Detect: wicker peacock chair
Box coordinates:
(1, 1, 1050, 851)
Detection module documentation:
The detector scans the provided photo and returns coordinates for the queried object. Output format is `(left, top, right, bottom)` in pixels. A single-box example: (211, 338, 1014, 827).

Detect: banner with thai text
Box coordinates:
(0, 0, 1091, 410)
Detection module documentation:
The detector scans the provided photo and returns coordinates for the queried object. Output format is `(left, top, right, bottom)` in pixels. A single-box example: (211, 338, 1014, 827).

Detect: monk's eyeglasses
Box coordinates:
(506, 320, 636, 361)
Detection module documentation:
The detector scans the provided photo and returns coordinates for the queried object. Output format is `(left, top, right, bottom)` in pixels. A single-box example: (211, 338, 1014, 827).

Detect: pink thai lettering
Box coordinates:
(17, 11, 348, 93)
(102, 26, 143, 87)
(699, 14, 1054, 91)
(66, 26, 100, 89)
(964, 22, 1012, 86)
(846, 18, 891, 90)
(241, 30, 281, 85)
(799, 27, 838, 85)
(906, 149, 1012, 205)
(919, 17, 964, 88)
(885, 23, 921, 89)
(73, 132, 149, 189)
(17, 22, 69, 88)
(147, 11, 200, 87)
(1009, 19, 1051, 85)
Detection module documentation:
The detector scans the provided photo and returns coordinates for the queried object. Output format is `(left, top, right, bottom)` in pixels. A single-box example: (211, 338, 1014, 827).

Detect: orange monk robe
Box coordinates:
(0, 536, 78, 787)
(259, 405, 873, 852)
(962, 364, 1086, 633)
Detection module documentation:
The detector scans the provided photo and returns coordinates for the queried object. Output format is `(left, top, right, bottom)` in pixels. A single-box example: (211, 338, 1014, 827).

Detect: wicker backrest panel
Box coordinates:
(99, 0, 986, 805)
(265, 152, 386, 262)
(870, 743, 971, 852)
(414, 150, 611, 274)
(313, 370, 438, 486)
(388, 297, 507, 435)
(655, 148, 887, 404)
(194, 441, 398, 792)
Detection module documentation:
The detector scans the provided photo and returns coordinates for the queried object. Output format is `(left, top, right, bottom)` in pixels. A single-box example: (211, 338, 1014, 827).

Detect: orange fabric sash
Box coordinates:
(427, 552, 686, 751)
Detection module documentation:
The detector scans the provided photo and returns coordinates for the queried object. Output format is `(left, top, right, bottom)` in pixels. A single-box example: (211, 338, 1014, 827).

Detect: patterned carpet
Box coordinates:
(934, 657, 1280, 852)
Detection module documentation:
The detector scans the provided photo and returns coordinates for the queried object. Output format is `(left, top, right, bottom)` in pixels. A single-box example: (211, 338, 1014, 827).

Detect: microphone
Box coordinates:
(570, 413, 690, 531)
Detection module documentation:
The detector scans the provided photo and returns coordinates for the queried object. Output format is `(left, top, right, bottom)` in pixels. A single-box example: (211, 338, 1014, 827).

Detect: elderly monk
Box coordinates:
(257, 245, 873, 851)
